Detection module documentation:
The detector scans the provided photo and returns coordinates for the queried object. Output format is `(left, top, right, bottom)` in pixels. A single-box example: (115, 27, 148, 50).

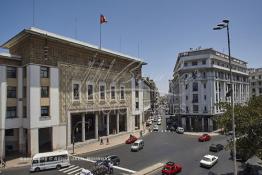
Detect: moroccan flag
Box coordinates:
(100, 15, 107, 24)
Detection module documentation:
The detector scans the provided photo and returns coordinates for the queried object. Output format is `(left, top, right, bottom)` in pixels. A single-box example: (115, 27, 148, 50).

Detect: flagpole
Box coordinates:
(99, 15, 101, 49)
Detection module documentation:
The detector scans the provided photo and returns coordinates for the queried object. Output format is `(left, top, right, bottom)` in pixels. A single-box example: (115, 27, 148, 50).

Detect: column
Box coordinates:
(201, 118, 204, 132)
(0, 65, 6, 158)
(106, 113, 110, 136)
(19, 127, 25, 153)
(95, 113, 98, 139)
(189, 117, 192, 131)
(82, 113, 85, 142)
(116, 111, 119, 134)
(181, 117, 186, 129)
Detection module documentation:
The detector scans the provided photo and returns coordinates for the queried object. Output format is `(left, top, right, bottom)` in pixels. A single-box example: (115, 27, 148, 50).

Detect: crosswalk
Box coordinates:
(150, 129, 176, 133)
(58, 165, 83, 175)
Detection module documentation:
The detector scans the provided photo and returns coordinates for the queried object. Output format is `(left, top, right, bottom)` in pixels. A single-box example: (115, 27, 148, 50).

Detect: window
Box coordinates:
(6, 107, 17, 118)
(186, 95, 188, 100)
(202, 72, 206, 78)
(186, 106, 189, 113)
(252, 82, 256, 86)
(259, 75, 262, 79)
(136, 102, 139, 109)
(202, 60, 206, 65)
(135, 79, 139, 87)
(184, 62, 188, 67)
(41, 106, 49, 117)
(111, 86, 115, 100)
(252, 76, 255, 80)
(88, 84, 93, 100)
(193, 105, 199, 113)
(23, 106, 27, 118)
(100, 85, 105, 100)
(41, 86, 49, 98)
(204, 106, 207, 112)
(135, 90, 139, 98)
(7, 66, 17, 78)
(73, 83, 80, 100)
(185, 84, 188, 90)
(204, 95, 207, 100)
(192, 61, 198, 66)
(203, 83, 206, 89)
(40, 66, 49, 78)
(211, 60, 214, 65)
(120, 86, 125, 99)
(5, 129, 14, 136)
(193, 82, 198, 91)
(185, 74, 188, 79)
(192, 94, 198, 103)
(260, 88, 262, 94)
(7, 86, 16, 98)
(259, 82, 262, 86)
(252, 88, 256, 93)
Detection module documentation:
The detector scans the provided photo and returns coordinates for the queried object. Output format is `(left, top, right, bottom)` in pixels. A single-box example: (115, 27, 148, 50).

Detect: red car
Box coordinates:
(125, 135, 137, 144)
(162, 161, 182, 175)
(198, 134, 211, 142)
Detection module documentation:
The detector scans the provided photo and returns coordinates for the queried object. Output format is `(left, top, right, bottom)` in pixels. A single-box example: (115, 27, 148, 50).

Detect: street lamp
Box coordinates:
(213, 19, 237, 175)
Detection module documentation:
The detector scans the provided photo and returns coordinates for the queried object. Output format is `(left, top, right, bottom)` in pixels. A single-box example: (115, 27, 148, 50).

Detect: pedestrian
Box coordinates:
(108, 161, 113, 174)
(100, 138, 103, 145)
(106, 137, 109, 145)
(140, 130, 143, 137)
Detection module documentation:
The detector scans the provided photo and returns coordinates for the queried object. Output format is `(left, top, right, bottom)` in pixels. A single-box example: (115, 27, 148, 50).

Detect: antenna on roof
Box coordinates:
(32, 0, 35, 26)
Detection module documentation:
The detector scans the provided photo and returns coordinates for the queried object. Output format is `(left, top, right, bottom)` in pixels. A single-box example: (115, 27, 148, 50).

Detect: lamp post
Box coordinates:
(213, 19, 237, 175)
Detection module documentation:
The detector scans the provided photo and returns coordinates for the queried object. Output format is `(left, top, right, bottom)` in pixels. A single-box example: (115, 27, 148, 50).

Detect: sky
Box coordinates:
(1, 0, 262, 94)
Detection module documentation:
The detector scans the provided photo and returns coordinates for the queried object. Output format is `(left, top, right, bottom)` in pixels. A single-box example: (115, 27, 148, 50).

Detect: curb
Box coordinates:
(183, 132, 220, 136)
(134, 162, 164, 175)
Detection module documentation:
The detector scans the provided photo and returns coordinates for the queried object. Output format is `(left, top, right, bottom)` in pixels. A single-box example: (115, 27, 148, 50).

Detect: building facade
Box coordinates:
(0, 27, 147, 158)
(248, 68, 262, 97)
(169, 48, 249, 131)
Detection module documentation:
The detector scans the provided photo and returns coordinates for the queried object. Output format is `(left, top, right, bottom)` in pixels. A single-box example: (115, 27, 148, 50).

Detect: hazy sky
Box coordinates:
(1, 0, 262, 93)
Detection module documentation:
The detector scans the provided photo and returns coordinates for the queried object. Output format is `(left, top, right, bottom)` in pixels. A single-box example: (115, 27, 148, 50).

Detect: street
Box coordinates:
(1, 116, 242, 175)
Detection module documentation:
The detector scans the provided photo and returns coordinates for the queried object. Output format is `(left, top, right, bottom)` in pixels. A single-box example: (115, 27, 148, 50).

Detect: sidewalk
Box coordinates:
(4, 129, 149, 169)
(183, 129, 222, 136)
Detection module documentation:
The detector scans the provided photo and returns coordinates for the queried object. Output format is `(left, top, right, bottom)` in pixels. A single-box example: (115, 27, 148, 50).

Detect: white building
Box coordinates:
(248, 68, 262, 97)
(0, 27, 147, 158)
(169, 48, 249, 131)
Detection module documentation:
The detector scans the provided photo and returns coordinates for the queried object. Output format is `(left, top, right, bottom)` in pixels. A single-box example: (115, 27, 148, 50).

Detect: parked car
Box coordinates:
(209, 144, 224, 152)
(131, 140, 144, 152)
(153, 125, 159, 131)
(198, 134, 211, 142)
(105, 155, 120, 166)
(162, 161, 182, 174)
(200, 155, 218, 168)
(157, 121, 161, 125)
(154, 118, 157, 122)
(169, 126, 176, 132)
(125, 135, 137, 144)
(80, 168, 94, 175)
(176, 127, 184, 134)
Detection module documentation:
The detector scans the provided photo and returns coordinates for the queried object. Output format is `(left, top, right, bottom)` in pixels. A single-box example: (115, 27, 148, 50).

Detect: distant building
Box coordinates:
(248, 68, 262, 97)
(0, 27, 147, 158)
(169, 48, 249, 131)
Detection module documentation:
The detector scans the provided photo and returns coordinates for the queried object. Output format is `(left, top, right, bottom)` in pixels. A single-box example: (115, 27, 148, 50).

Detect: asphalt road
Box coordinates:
(1, 115, 243, 175)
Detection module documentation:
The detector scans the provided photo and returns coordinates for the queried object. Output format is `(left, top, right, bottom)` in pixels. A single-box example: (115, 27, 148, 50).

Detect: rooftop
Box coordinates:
(178, 48, 247, 65)
(1, 27, 146, 65)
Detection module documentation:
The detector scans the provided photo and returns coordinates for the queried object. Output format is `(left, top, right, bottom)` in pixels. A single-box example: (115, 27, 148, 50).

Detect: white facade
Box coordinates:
(249, 68, 262, 97)
(169, 48, 249, 131)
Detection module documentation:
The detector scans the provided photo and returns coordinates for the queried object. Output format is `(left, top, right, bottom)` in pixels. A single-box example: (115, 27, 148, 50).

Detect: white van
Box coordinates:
(30, 150, 70, 172)
(131, 140, 144, 152)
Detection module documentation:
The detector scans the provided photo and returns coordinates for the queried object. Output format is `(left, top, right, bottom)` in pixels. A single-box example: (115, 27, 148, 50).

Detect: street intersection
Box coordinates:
(1, 116, 243, 175)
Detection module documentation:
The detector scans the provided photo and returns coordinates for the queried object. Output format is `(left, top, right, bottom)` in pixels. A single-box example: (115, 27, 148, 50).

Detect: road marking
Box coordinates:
(59, 165, 76, 171)
(74, 173, 80, 175)
(67, 168, 82, 174)
(71, 155, 136, 174)
(63, 166, 79, 173)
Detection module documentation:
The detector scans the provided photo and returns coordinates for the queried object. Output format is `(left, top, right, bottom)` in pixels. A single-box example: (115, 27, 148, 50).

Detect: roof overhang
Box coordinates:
(1, 27, 147, 65)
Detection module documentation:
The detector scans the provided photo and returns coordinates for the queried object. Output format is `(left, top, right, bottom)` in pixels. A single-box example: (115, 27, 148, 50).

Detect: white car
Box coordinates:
(157, 121, 161, 125)
(200, 155, 218, 168)
(153, 125, 159, 131)
(176, 127, 184, 134)
(80, 168, 93, 175)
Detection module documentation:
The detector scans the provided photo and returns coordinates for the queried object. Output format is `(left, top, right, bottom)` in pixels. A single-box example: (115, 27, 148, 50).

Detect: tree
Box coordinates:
(217, 96, 262, 160)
